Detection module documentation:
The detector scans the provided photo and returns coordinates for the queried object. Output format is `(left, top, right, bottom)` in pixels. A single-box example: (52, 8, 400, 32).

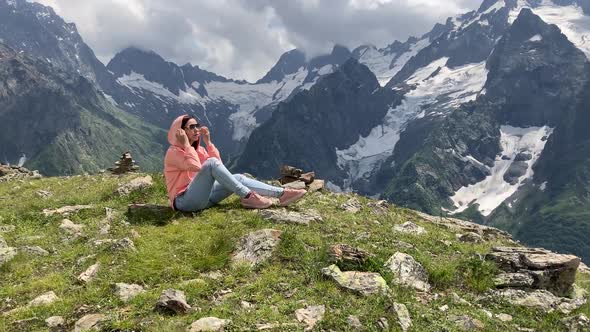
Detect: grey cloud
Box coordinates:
(35, 0, 483, 82)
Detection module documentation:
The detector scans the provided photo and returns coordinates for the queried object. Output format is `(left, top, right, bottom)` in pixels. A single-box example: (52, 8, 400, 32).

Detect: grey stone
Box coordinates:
(0, 236, 6, 248)
(384, 252, 431, 292)
(491, 289, 562, 312)
(154, 289, 191, 315)
(201, 271, 223, 280)
(495, 313, 512, 322)
(503, 161, 528, 185)
(231, 229, 282, 267)
(308, 180, 325, 193)
(28, 291, 59, 306)
(449, 315, 484, 331)
(321, 264, 389, 296)
(0, 225, 15, 233)
(340, 198, 362, 213)
(295, 305, 325, 330)
(59, 219, 84, 237)
(282, 181, 306, 190)
(457, 232, 484, 243)
(328, 244, 373, 264)
(113, 283, 145, 302)
(187, 317, 231, 331)
(439, 304, 449, 312)
(562, 314, 590, 332)
(74, 314, 107, 332)
(116, 175, 153, 196)
(392, 302, 412, 332)
(45, 316, 64, 328)
(20, 246, 49, 256)
(414, 211, 512, 241)
(377, 317, 389, 330)
(347, 315, 363, 329)
(43, 205, 93, 217)
(579, 262, 590, 274)
(494, 273, 535, 288)
(394, 222, 426, 235)
(78, 263, 100, 284)
(259, 209, 322, 225)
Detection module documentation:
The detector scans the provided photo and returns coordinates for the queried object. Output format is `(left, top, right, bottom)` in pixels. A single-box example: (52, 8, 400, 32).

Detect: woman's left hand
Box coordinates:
(201, 126, 211, 145)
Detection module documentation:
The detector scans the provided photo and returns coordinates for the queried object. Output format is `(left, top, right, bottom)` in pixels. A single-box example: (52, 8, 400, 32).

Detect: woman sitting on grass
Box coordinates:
(164, 115, 306, 211)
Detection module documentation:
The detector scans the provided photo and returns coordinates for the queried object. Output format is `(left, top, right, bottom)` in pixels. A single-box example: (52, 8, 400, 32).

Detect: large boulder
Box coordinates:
(487, 247, 580, 296)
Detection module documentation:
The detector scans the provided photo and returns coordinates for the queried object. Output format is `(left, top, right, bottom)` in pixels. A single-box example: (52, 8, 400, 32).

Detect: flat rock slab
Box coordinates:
(43, 205, 93, 217)
(321, 264, 389, 296)
(385, 252, 431, 292)
(188, 317, 231, 331)
(113, 283, 145, 302)
(45, 316, 64, 328)
(231, 229, 282, 267)
(308, 179, 325, 193)
(74, 314, 107, 332)
(490, 289, 586, 313)
(487, 247, 580, 296)
(394, 222, 426, 235)
(28, 291, 59, 307)
(258, 209, 322, 226)
(494, 272, 535, 288)
(154, 289, 191, 315)
(117, 175, 153, 196)
(414, 211, 511, 241)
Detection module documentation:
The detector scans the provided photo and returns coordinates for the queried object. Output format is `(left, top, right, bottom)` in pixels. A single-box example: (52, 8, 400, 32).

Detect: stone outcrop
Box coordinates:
(231, 229, 282, 267)
(384, 252, 431, 292)
(414, 212, 512, 241)
(321, 264, 389, 296)
(154, 289, 191, 315)
(28, 291, 59, 307)
(108, 152, 140, 174)
(489, 289, 586, 313)
(0, 164, 42, 182)
(486, 247, 580, 296)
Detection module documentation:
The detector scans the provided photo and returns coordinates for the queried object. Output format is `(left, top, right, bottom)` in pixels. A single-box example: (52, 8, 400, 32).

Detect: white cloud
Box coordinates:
(32, 0, 482, 82)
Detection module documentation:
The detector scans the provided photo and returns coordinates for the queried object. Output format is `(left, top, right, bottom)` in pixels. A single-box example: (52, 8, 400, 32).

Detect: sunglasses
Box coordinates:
(186, 123, 202, 130)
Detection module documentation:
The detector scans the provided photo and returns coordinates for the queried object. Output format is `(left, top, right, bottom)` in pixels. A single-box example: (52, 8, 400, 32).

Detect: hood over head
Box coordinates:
(167, 115, 200, 148)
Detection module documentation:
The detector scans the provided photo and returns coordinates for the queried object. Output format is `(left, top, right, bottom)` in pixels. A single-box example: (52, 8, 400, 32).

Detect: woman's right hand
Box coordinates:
(175, 129, 190, 147)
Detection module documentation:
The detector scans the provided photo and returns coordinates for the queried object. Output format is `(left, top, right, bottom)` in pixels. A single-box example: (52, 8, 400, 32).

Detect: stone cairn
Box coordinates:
(0, 163, 42, 182)
(279, 165, 324, 191)
(108, 152, 139, 175)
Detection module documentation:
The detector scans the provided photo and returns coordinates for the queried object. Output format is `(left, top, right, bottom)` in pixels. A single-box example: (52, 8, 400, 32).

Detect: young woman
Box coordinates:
(164, 115, 306, 212)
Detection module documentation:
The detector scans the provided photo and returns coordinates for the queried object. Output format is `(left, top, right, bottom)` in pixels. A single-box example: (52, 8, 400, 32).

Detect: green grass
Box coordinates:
(0, 173, 586, 331)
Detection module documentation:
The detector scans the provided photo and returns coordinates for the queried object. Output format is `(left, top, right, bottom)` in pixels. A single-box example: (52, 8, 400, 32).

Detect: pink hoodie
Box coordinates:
(164, 115, 221, 208)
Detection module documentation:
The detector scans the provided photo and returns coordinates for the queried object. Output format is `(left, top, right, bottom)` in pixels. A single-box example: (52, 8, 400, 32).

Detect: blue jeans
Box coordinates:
(174, 158, 284, 212)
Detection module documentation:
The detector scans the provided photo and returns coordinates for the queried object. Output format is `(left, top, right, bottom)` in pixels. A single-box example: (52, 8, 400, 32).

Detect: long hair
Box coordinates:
(180, 115, 200, 150)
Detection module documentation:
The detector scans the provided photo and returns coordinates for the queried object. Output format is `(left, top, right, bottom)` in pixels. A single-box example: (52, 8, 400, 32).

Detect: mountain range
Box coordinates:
(1, 0, 590, 261)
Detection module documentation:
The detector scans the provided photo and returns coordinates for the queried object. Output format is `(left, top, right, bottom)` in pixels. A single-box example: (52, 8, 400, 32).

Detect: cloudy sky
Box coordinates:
(35, 0, 482, 82)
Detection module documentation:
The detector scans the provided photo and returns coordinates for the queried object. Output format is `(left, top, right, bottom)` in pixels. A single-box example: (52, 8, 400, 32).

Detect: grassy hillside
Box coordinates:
(0, 174, 588, 331)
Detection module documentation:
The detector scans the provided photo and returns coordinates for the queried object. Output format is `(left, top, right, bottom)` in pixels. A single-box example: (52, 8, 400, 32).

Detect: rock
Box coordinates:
(491, 289, 562, 312)
(187, 317, 231, 331)
(45, 316, 64, 328)
(258, 209, 322, 226)
(240, 301, 254, 310)
(113, 283, 145, 302)
(201, 271, 223, 280)
(20, 246, 49, 256)
(394, 222, 427, 235)
(392, 302, 412, 332)
(384, 252, 431, 292)
(116, 175, 153, 196)
(28, 291, 59, 306)
(0, 236, 6, 248)
(503, 161, 528, 185)
(414, 211, 512, 241)
(480, 309, 493, 318)
(494, 272, 535, 288)
(449, 315, 484, 331)
(43, 205, 93, 217)
(59, 219, 84, 237)
(282, 181, 306, 190)
(452, 292, 472, 306)
(347, 315, 362, 329)
(308, 180, 325, 193)
(328, 244, 373, 265)
(78, 263, 100, 284)
(129, 229, 141, 239)
(487, 247, 580, 296)
(377, 317, 389, 330)
(457, 232, 484, 243)
(439, 304, 449, 312)
(392, 240, 415, 250)
(127, 204, 175, 224)
(231, 229, 282, 267)
(74, 314, 107, 332)
(321, 264, 389, 296)
(295, 305, 325, 331)
(256, 323, 300, 330)
(0, 247, 17, 266)
(514, 152, 533, 162)
(562, 314, 590, 332)
(495, 313, 512, 322)
(340, 197, 362, 213)
(557, 297, 587, 314)
(579, 262, 590, 274)
(367, 200, 389, 215)
(0, 225, 15, 233)
(36, 190, 53, 198)
(113, 238, 136, 251)
(154, 289, 191, 315)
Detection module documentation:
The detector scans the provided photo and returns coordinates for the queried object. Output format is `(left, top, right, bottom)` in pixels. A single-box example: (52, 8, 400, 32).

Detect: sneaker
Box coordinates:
(241, 192, 273, 209)
(279, 188, 307, 206)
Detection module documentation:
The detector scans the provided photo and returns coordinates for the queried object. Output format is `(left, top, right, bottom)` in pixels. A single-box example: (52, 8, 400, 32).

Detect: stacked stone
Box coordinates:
(279, 165, 324, 192)
(108, 152, 139, 175)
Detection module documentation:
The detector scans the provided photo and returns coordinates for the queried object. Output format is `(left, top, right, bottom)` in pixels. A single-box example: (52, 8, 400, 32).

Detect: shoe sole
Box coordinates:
(279, 191, 306, 207)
